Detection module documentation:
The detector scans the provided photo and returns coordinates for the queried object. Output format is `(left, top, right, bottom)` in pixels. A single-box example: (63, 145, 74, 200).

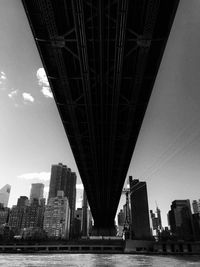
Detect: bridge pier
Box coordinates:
(91, 227, 116, 236)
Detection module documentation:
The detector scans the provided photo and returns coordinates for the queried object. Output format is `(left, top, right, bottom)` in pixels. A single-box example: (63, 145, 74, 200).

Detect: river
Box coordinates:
(0, 254, 200, 267)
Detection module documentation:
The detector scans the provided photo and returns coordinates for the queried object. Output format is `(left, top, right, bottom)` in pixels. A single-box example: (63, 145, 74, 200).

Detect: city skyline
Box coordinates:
(1, 0, 200, 227)
(2, 167, 199, 230)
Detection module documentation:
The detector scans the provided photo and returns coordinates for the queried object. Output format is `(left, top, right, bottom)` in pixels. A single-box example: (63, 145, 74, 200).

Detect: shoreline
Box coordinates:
(0, 244, 200, 255)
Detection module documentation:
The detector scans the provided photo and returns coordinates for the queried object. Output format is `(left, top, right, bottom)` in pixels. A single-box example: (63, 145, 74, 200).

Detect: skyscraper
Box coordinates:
(0, 205, 10, 225)
(30, 183, 44, 204)
(156, 206, 162, 230)
(48, 163, 77, 236)
(150, 205, 162, 235)
(168, 200, 194, 241)
(21, 198, 45, 230)
(0, 184, 11, 207)
(81, 190, 88, 236)
(117, 209, 125, 237)
(48, 163, 64, 200)
(192, 200, 200, 214)
(17, 196, 29, 207)
(63, 170, 77, 231)
(8, 196, 29, 234)
(129, 177, 151, 240)
(81, 190, 92, 236)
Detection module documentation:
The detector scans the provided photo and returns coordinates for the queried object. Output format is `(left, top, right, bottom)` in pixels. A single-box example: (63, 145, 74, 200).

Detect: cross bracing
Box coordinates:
(22, 0, 179, 230)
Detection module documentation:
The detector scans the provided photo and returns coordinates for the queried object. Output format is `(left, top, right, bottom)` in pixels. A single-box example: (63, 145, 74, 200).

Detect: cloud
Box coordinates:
(37, 68, 49, 86)
(41, 87, 53, 98)
(18, 172, 50, 181)
(36, 68, 53, 99)
(8, 90, 34, 107)
(0, 70, 35, 105)
(0, 71, 6, 80)
(0, 71, 7, 90)
(8, 90, 18, 99)
(22, 92, 34, 103)
(8, 90, 20, 107)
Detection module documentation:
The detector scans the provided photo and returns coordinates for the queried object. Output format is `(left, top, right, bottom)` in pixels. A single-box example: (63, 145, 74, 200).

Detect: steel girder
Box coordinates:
(22, 0, 179, 229)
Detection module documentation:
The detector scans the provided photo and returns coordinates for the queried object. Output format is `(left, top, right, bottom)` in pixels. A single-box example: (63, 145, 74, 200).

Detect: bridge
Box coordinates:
(22, 0, 179, 234)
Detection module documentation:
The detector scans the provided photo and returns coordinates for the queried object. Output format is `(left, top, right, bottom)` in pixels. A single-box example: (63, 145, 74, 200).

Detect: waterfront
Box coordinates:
(0, 254, 200, 267)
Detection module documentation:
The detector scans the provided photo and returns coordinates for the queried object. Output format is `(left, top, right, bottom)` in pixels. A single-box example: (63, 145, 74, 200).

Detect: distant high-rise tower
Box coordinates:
(8, 196, 29, 234)
(48, 163, 65, 200)
(117, 209, 125, 237)
(168, 200, 194, 241)
(48, 163, 77, 235)
(129, 177, 151, 240)
(30, 183, 44, 204)
(192, 200, 199, 214)
(0, 184, 11, 207)
(192, 200, 200, 215)
(82, 190, 88, 236)
(0, 205, 10, 225)
(150, 205, 162, 236)
(17, 196, 29, 207)
(156, 206, 162, 230)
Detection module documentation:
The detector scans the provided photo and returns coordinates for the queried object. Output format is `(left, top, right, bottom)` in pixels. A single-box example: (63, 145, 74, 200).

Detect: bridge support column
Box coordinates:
(91, 226, 116, 236)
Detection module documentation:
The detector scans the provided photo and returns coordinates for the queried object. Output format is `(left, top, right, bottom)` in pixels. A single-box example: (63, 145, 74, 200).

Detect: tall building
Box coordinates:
(43, 191, 71, 239)
(0, 184, 11, 207)
(30, 183, 44, 204)
(64, 170, 77, 233)
(0, 205, 10, 225)
(192, 200, 200, 214)
(48, 163, 65, 200)
(21, 199, 45, 230)
(17, 196, 29, 207)
(192, 213, 200, 241)
(150, 205, 162, 235)
(82, 191, 92, 236)
(48, 163, 77, 235)
(150, 210, 158, 231)
(123, 197, 131, 226)
(168, 200, 194, 241)
(117, 209, 125, 237)
(156, 206, 162, 230)
(8, 196, 29, 234)
(129, 177, 151, 240)
(118, 209, 125, 226)
(74, 208, 82, 238)
(82, 190, 88, 236)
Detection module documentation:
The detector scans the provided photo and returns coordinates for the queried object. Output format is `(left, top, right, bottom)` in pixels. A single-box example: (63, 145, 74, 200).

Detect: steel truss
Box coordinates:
(22, 0, 179, 229)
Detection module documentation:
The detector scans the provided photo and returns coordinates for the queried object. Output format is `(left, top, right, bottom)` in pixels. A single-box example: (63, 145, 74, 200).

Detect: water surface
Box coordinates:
(0, 254, 200, 267)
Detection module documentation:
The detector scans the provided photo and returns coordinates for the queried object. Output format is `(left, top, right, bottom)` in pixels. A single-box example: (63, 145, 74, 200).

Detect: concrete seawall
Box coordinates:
(1, 240, 200, 254)
(0, 244, 124, 253)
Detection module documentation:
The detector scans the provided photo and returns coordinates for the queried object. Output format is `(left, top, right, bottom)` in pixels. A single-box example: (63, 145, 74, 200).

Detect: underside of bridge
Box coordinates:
(22, 0, 179, 232)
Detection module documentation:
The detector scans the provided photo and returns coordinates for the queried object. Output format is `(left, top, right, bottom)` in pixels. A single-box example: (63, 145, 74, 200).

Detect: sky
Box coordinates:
(1, 0, 200, 227)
